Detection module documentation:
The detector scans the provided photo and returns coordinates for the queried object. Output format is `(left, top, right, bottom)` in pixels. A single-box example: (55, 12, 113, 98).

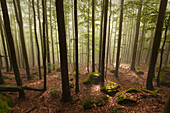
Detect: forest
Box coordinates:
(0, 0, 170, 112)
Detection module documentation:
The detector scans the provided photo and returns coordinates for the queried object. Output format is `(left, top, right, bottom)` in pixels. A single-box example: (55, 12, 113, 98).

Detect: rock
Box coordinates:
(83, 72, 100, 85)
(140, 88, 158, 98)
(100, 82, 120, 96)
(102, 95, 110, 101)
(83, 98, 94, 110)
(136, 70, 144, 75)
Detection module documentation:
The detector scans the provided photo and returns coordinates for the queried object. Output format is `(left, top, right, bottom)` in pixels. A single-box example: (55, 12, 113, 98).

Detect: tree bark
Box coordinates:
(92, 0, 95, 72)
(55, 0, 72, 102)
(146, 0, 168, 90)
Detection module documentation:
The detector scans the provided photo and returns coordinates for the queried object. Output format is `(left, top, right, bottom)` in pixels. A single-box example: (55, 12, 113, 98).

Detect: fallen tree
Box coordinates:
(0, 86, 44, 92)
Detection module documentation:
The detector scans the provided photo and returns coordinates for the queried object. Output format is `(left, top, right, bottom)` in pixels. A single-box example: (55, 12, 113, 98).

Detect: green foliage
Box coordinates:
(2, 75, 13, 80)
(102, 95, 110, 101)
(83, 98, 94, 110)
(50, 89, 61, 98)
(101, 82, 120, 96)
(83, 72, 100, 84)
(69, 82, 74, 88)
(112, 106, 124, 113)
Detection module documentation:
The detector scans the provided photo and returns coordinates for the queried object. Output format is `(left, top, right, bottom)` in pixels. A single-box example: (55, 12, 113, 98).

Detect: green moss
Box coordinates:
(69, 82, 74, 88)
(112, 106, 124, 113)
(102, 95, 110, 100)
(110, 69, 116, 73)
(95, 99, 104, 106)
(83, 98, 94, 110)
(154, 88, 163, 93)
(101, 82, 120, 95)
(50, 89, 60, 97)
(0, 95, 12, 113)
(136, 70, 144, 74)
(83, 72, 100, 84)
(140, 88, 158, 98)
(125, 88, 138, 93)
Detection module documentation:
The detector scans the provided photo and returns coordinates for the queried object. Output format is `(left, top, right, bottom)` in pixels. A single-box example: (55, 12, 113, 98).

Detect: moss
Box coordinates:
(2, 67, 6, 69)
(125, 88, 138, 93)
(95, 99, 104, 107)
(83, 72, 100, 84)
(154, 88, 163, 93)
(69, 82, 74, 88)
(110, 69, 116, 73)
(0, 94, 12, 113)
(140, 88, 158, 98)
(136, 70, 144, 74)
(140, 95, 147, 98)
(102, 95, 110, 100)
(83, 98, 94, 110)
(112, 106, 124, 113)
(101, 82, 120, 95)
(50, 89, 60, 97)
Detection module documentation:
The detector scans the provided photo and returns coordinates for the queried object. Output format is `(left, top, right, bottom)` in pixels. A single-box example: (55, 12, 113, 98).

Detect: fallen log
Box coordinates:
(0, 86, 44, 92)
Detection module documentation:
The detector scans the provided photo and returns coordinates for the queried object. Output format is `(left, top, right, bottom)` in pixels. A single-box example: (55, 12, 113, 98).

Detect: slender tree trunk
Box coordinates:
(130, 3, 142, 71)
(87, 0, 90, 73)
(98, 0, 104, 72)
(74, 0, 79, 93)
(1, 0, 25, 98)
(0, 15, 9, 72)
(92, 0, 95, 72)
(55, 0, 72, 102)
(146, 0, 168, 90)
(101, 0, 108, 82)
(13, 0, 31, 80)
(32, 0, 42, 79)
(115, 0, 124, 77)
(42, 0, 47, 91)
(0, 53, 5, 85)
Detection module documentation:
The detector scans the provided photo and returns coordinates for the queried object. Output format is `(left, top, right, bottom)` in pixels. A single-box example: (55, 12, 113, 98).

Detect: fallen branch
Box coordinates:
(0, 86, 44, 92)
(24, 105, 37, 113)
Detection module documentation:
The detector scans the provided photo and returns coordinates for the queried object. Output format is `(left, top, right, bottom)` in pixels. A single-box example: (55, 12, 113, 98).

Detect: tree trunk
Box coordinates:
(92, 0, 95, 72)
(0, 15, 9, 72)
(74, 0, 79, 93)
(130, 3, 142, 71)
(87, 0, 90, 73)
(1, 0, 25, 98)
(146, 0, 168, 90)
(0, 53, 5, 85)
(32, 0, 42, 80)
(115, 0, 124, 77)
(13, 0, 31, 80)
(101, 0, 108, 82)
(55, 0, 72, 102)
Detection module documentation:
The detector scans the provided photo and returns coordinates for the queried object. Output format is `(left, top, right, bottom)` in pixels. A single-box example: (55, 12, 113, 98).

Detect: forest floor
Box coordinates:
(1, 64, 170, 113)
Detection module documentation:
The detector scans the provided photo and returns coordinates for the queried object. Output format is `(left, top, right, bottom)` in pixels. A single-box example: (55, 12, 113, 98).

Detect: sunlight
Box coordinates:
(91, 85, 101, 93)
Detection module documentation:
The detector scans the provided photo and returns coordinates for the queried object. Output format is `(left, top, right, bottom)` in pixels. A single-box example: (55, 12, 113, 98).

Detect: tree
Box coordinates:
(115, 0, 124, 77)
(92, 0, 95, 72)
(130, 1, 142, 71)
(0, 53, 5, 85)
(13, 0, 31, 80)
(146, 0, 168, 90)
(101, 0, 108, 82)
(42, 0, 47, 90)
(55, 0, 72, 102)
(87, 0, 90, 73)
(32, 0, 42, 79)
(1, 0, 25, 98)
(74, 0, 79, 93)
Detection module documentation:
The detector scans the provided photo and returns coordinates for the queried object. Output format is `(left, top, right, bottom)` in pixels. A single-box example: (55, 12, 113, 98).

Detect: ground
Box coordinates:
(0, 64, 169, 113)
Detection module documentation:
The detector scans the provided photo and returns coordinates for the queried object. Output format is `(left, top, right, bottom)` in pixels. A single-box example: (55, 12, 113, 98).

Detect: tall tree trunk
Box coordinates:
(13, 0, 31, 80)
(157, 16, 170, 87)
(50, 0, 55, 70)
(42, 0, 47, 90)
(0, 15, 9, 72)
(130, 3, 142, 71)
(101, 0, 108, 82)
(29, 0, 35, 67)
(87, 0, 90, 73)
(146, 0, 168, 90)
(55, 0, 72, 102)
(0, 53, 5, 85)
(98, 0, 104, 72)
(74, 0, 79, 93)
(32, 0, 42, 80)
(115, 0, 124, 77)
(92, 0, 95, 72)
(1, 0, 25, 98)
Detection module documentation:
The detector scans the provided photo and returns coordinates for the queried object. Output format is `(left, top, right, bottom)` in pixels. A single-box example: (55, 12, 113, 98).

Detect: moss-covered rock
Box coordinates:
(154, 88, 163, 93)
(95, 99, 104, 107)
(0, 94, 12, 113)
(110, 69, 116, 73)
(83, 72, 100, 85)
(101, 82, 120, 96)
(102, 95, 110, 101)
(140, 88, 158, 98)
(50, 89, 61, 97)
(69, 82, 74, 88)
(112, 106, 124, 113)
(136, 70, 144, 75)
(117, 88, 139, 104)
(83, 98, 94, 110)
